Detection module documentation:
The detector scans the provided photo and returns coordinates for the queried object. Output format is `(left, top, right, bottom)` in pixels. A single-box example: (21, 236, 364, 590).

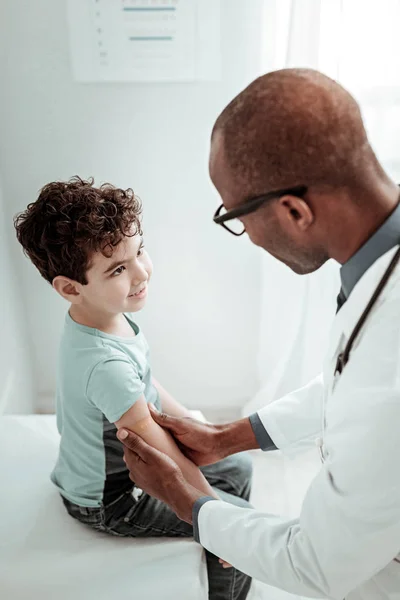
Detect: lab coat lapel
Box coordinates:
(327, 246, 400, 366)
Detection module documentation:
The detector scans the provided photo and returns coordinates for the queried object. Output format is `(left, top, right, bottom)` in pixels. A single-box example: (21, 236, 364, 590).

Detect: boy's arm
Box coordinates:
(115, 395, 218, 500)
(152, 377, 192, 419)
(86, 359, 216, 498)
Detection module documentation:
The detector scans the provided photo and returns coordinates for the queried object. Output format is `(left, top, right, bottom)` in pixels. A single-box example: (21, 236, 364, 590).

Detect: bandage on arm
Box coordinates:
(115, 396, 218, 499)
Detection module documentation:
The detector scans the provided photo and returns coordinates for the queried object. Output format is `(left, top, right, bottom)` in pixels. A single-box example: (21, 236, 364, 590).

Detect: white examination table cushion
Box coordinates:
(0, 414, 208, 600)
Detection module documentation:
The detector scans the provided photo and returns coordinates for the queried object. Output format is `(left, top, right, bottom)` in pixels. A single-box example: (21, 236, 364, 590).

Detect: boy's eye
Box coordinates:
(137, 244, 145, 257)
(112, 265, 126, 277)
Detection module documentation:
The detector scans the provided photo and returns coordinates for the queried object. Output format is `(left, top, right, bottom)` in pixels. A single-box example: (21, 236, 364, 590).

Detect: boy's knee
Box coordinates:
(229, 452, 253, 485)
(238, 452, 253, 480)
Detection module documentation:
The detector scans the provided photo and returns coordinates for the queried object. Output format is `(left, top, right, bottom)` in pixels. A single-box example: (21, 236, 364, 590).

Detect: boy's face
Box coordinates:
(79, 233, 152, 315)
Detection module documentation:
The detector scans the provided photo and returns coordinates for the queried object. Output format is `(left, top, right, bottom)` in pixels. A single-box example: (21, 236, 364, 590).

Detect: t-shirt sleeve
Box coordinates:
(86, 358, 145, 423)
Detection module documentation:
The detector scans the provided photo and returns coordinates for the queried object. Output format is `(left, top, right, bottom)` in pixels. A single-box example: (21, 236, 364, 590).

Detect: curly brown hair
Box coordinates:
(14, 176, 143, 285)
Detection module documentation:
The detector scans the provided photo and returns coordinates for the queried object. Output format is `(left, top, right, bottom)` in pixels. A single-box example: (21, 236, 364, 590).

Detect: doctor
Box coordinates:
(117, 69, 400, 599)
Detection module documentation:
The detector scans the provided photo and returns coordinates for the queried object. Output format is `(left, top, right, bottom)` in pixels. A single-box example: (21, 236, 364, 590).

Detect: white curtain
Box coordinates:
(243, 0, 400, 414)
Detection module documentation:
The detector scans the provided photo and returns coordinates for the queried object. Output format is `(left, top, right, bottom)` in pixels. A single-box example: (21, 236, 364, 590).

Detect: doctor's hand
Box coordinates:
(149, 404, 223, 466)
(117, 428, 205, 524)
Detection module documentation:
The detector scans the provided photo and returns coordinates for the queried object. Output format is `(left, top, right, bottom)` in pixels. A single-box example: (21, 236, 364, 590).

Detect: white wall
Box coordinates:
(0, 0, 265, 412)
(0, 180, 35, 414)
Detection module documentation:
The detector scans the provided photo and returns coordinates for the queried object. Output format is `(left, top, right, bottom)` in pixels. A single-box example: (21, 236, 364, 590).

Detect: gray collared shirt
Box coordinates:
(340, 201, 400, 301)
(193, 201, 400, 543)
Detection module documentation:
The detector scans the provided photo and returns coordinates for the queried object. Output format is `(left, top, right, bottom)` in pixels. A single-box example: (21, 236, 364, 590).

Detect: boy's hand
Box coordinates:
(117, 428, 205, 523)
(219, 558, 233, 568)
(149, 405, 223, 466)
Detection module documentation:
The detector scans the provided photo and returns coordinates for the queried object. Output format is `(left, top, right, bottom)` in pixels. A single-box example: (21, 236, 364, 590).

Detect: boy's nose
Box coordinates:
(132, 267, 148, 286)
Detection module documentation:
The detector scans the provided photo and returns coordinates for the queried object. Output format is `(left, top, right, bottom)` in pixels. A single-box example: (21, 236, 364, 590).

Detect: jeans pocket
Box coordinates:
(103, 490, 141, 535)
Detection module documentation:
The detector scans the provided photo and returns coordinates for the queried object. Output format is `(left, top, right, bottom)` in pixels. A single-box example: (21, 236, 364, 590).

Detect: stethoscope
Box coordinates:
(334, 245, 400, 377)
(316, 245, 400, 465)
(333, 245, 400, 573)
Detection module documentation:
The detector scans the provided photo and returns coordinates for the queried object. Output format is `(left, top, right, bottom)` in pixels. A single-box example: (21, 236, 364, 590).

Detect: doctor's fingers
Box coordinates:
(149, 405, 188, 434)
(117, 428, 159, 464)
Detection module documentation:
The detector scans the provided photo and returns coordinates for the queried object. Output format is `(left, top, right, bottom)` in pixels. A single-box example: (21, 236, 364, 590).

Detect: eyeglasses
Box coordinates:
(213, 185, 308, 236)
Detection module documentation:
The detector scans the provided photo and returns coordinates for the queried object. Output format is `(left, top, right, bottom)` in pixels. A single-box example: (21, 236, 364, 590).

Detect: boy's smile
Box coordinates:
(128, 284, 148, 301)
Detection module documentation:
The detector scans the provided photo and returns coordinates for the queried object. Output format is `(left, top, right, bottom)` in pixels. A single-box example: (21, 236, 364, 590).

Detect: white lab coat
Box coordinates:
(197, 246, 400, 600)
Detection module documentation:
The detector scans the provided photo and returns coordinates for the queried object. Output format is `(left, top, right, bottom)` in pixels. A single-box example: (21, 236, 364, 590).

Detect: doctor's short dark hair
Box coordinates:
(14, 176, 143, 285)
(212, 68, 386, 195)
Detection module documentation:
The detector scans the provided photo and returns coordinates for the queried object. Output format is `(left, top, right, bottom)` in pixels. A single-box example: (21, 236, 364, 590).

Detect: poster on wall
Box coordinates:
(67, 0, 221, 82)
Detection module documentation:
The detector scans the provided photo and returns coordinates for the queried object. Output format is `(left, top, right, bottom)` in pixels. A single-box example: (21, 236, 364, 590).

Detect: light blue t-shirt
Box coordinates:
(50, 312, 160, 508)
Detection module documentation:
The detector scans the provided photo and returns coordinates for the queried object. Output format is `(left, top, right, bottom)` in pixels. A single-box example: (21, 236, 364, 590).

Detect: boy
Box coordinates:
(14, 177, 253, 600)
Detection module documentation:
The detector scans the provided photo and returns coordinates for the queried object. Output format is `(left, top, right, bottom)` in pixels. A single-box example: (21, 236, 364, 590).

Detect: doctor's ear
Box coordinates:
(278, 194, 314, 231)
(52, 276, 82, 304)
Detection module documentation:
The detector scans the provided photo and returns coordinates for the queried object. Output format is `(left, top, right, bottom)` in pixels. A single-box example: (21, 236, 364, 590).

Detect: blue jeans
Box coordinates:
(63, 453, 253, 600)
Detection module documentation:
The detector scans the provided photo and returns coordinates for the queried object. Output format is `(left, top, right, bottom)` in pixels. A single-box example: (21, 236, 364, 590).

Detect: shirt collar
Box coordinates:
(340, 201, 400, 299)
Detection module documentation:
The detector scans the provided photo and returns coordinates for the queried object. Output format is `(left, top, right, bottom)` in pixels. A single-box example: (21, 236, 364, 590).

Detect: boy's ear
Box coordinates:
(52, 276, 82, 303)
